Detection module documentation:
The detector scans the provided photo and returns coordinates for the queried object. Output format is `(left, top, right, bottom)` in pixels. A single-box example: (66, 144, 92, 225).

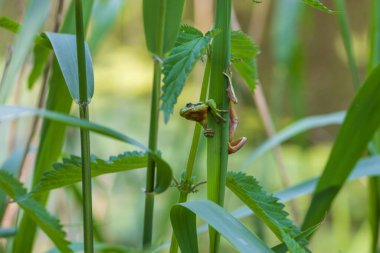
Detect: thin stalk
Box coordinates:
(75, 0, 93, 252)
(207, 0, 231, 252)
(143, 0, 166, 247)
(334, 0, 361, 88)
(169, 58, 211, 253)
(368, 1, 380, 252)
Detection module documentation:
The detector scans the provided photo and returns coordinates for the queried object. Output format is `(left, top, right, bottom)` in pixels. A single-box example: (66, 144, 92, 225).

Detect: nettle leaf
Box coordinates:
(226, 171, 308, 252)
(43, 32, 94, 103)
(302, 0, 333, 13)
(33, 151, 148, 193)
(161, 26, 215, 122)
(0, 171, 71, 252)
(231, 31, 259, 91)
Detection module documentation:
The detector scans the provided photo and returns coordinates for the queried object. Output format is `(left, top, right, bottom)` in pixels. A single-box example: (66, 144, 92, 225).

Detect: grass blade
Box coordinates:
(241, 111, 345, 169)
(44, 32, 94, 103)
(300, 63, 380, 231)
(0, 0, 51, 102)
(171, 200, 274, 253)
(143, 0, 185, 54)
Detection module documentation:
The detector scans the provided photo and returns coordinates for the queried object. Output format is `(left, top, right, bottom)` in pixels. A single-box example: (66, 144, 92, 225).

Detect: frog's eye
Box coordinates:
(186, 102, 193, 107)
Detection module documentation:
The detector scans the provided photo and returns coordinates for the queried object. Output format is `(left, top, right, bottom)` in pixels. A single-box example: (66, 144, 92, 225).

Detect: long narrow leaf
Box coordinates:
(171, 200, 274, 253)
(44, 33, 94, 103)
(241, 111, 345, 170)
(302, 0, 333, 13)
(143, 0, 185, 54)
(0, 0, 51, 102)
(226, 172, 307, 252)
(0, 171, 71, 252)
(302, 64, 380, 231)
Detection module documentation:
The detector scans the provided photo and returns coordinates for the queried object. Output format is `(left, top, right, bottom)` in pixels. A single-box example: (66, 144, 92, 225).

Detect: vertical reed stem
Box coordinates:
(75, 0, 94, 252)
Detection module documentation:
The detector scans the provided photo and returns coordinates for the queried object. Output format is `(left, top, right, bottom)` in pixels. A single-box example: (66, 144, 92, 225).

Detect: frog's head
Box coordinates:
(179, 102, 208, 122)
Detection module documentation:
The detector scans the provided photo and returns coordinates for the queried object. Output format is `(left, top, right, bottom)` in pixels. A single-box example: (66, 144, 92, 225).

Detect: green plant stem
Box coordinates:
(368, 1, 380, 252)
(79, 105, 94, 253)
(207, 0, 231, 252)
(75, 0, 94, 252)
(143, 59, 161, 248)
(169, 57, 211, 253)
(143, 0, 166, 248)
(334, 0, 360, 88)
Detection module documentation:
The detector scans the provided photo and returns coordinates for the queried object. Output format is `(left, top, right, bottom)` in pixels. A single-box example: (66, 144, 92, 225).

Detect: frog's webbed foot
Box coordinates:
(228, 137, 247, 154)
(204, 128, 215, 137)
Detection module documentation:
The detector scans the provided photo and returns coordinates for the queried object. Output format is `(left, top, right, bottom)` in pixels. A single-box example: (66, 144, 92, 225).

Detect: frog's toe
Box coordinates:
(204, 129, 215, 137)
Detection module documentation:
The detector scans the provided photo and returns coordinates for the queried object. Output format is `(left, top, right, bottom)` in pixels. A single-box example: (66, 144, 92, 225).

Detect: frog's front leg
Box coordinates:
(206, 99, 227, 123)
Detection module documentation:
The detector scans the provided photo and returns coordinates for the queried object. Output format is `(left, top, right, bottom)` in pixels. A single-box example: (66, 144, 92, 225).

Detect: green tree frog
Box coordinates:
(179, 72, 247, 154)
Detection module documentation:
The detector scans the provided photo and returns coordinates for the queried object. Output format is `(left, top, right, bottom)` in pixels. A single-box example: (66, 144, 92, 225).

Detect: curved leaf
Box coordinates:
(143, 0, 185, 54)
(0, 106, 172, 194)
(33, 151, 147, 193)
(0, 0, 51, 103)
(226, 172, 307, 252)
(161, 27, 215, 122)
(241, 111, 345, 170)
(171, 200, 274, 253)
(231, 30, 259, 91)
(43, 32, 94, 103)
(302, 64, 380, 231)
(0, 171, 71, 252)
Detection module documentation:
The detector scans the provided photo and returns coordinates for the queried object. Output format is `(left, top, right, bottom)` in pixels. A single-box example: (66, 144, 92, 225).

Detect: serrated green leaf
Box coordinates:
(161, 29, 214, 122)
(302, 0, 333, 13)
(143, 0, 185, 54)
(0, 16, 20, 33)
(0, 106, 173, 194)
(33, 151, 147, 193)
(43, 32, 94, 103)
(171, 200, 274, 253)
(226, 171, 307, 252)
(0, 171, 71, 252)
(231, 30, 259, 91)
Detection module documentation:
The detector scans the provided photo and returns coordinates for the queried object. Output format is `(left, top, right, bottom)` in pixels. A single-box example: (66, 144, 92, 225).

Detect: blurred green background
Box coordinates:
(0, 0, 374, 252)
